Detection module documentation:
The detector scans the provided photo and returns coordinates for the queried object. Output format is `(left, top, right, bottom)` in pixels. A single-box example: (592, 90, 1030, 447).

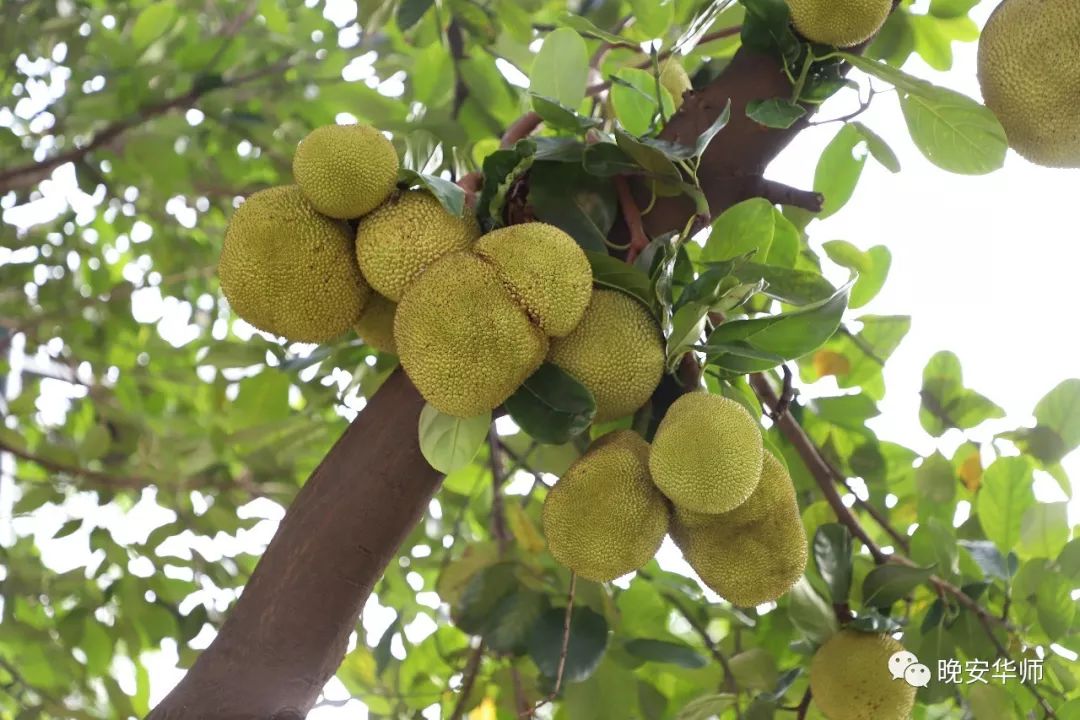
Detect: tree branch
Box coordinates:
(615, 175, 649, 263)
(447, 642, 486, 720)
(521, 573, 576, 718)
(0, 437, 148, 490)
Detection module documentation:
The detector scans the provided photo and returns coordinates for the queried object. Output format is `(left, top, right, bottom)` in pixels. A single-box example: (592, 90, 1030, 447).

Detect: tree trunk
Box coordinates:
(149, 41, 867, 718)
(149, 369, 441, 719)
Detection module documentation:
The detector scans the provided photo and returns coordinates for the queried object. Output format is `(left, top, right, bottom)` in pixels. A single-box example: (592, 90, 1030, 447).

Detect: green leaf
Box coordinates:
(52, 519, 83, 540)
(629, 0, 675, 38)
(486, 591, 549, 655)
(746, 98, 806, 130)
(131, 0, 177, 50)
(531, 27, 589, 110)
(728, 648, 779, 691)
(788, 577, 838, 643)
(822, 240, 891, 309)
(396, 169, 467, 217)
(851, 122, 901, 173)
(703, 198, 800, 263)
(1017, 502, 1070, 560)
(610, 68, 675, 137)
(814, 124, 867, 220)
(528, 605, 609, 683)
(454, 562, 518, 635)
(374, 618, 400, 676)
(1036, 573, 1076, 638)
(582, 143, 641, 176)
(530, 95, 602, 134)
(841, 54, 1007, 175)
(396, 0, 435, 31)
(624, 638, 706, 668)
(813, 524, 853, 603)
(861, 564, 935, 609)
(976, 456, 1036, 554)
(505, 364, 596, 444)
(558, 13, 635, 47)
(528, 161, 617, 252)
(1034, 378, 1080, 455)
(958, 540, 1011, 581)
(676, 693, 738, 720)
(914, 452, 957, 522)
(734, 263, 837, 306)
(585, 251, 657, 315)
(417, 404, 490, 474)
(919, 351, 1004, 436)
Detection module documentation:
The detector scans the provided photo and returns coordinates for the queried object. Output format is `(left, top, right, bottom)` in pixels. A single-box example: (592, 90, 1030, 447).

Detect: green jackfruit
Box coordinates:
(356, 190, 481, 301)
(355, 293, 397, 354)
(474, 222, 592, 337)
(542, 431, 669, 581)
(218, 185, 369, 343)
(547, 290, 664, 423)
(785, 0, 891, 47)
(659, 59, 692, 110)
(977, 0, 1080, 168)
(671, 452, 806, 606)
(810, 630, 917, 720)
(394, 251, 547, 417)
(292, 124, 399, 219)
(649, 392, 764, 514)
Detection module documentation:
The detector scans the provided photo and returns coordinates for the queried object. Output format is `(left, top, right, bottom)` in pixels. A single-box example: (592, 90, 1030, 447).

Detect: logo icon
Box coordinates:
(888, 650, 919, 681)
(904, 663, 932, 688)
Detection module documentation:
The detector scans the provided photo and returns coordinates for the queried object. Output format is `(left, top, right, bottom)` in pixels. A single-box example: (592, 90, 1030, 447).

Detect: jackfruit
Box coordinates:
(977, 0, 1080, 168)
(474, 223, 592, 337)
(547, 290, 664, 422)
(810, 630, 917, 720)
(394, 251, 547, 417)
(542, 431, 669, 581)
(292, 124, 399, 219)
(355, 293, 397, 354)
(649, 392, 764, 514)
(671, 452, 806, 606)
(659, 59, 692, 110)
(218, 185, 369, 343)
(355, 190, 481, 301)
(785, 0, 891, 47)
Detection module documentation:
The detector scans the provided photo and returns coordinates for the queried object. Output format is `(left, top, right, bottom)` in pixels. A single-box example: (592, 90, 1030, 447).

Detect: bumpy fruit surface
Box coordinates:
(650, 392, 764, 514)
(977, 0, 1080, 168)
(292, 124, 399, 219)
(394, 252, 547, 417)
(810, 630, 917, 720)
(218, 185, 369, 343)
(355, 190, 481, 302)
(659, 59, 692, 109)
(785, 0, 891, 47)
(354, 293, 397, 354)
(671, 452, 806, 606)
(474, 223, 592, 337)
(547, 290, 664, 422)
(542, 431, 669, 581)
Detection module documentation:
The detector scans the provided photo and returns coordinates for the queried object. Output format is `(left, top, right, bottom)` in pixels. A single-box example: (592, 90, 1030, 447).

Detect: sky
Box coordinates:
(1, 0, 1078, 717)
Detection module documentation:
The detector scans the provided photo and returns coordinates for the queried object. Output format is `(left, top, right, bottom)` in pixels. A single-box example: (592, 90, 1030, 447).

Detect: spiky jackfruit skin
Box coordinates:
(659, 60, 692, 110)
(474, 223, 592, 337)
(785, 0, 891, 47)
(977, 0, 1080, 168)
(218, 185, 369, 343)
(542, 431, 669, 581)
(394, 252, 547, 417)
(355, 293, 397, 354)
(355, 190, 481, 302)
(649, 392, 764, 514)
(671, 452, 807, 606)
(547, 290, 664, 423)
(292, 124, 399, 219)
(810, 630, 917, 720)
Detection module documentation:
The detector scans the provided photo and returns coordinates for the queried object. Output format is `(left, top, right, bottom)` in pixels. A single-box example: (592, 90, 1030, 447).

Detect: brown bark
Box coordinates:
(150, 43, 843, 720)
(148, 369, 441, 719)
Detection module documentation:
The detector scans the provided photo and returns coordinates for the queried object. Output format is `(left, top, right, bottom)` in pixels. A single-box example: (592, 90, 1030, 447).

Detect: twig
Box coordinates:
(447, 642, 486, 720)
(447, 20, 469, 120)
(615, 175, 649, 263)
(757, 179, 824, 213)
(510, 666, 530, 716)
(0, 438, 148, 490)
(520, 573, 577, 717)
(662, 590, 738, 695)
(488, 425, 510, 552)
(795, 688, 811, 719)
(500, 112, 542, 149)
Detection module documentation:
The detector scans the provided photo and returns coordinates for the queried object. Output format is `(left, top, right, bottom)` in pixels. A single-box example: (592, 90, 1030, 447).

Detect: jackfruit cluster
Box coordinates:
(810, 630, 917, 720)
(541, 391, 807, 604)
(785, 0, 892, 47)
(977, 0, 1080, 168)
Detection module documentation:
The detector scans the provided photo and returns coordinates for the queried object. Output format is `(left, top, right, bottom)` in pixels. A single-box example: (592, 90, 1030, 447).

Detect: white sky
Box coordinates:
(1, 0, 1077, 717)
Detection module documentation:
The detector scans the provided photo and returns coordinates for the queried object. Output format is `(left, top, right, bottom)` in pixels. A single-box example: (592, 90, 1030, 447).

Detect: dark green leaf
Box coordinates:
(746, 98, 806, 129)
(861, 564, 935, 610)
(624, 638, 707, 668)
(528, 605, 609, 683)
(529, 161, 617, 252)
(505, 364, 596, 445)
(585, 251, 658, 315)
(531, 95, 602, 134)
(397, 0, 435, 31)
(813, 524, 853, 603)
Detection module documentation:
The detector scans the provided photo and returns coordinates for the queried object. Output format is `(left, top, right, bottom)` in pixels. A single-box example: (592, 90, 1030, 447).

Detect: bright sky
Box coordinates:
(1, 0, 1077, 717)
